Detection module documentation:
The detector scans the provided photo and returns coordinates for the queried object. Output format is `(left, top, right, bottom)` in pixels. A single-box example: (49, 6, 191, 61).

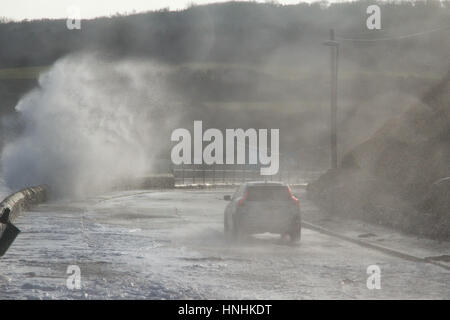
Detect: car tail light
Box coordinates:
(238, 190, 248, 206)
(288, 187, 299, 205)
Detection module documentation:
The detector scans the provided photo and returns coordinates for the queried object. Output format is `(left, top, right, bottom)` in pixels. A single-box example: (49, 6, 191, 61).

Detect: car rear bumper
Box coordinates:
(236, 212, 300, 235)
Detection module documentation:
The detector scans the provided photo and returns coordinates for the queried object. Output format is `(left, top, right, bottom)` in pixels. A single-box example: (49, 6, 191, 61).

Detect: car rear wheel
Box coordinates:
(289, 223, 301, 243)
(224, 215, 237, 239)
(224, 215, 243, 242)
(224, 215, 232, 238)
(232, 216, 243, 238)
(224, 214, 230, 232)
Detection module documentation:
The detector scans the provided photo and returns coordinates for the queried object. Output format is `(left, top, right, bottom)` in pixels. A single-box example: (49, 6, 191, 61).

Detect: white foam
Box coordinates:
(1, 54, 179, 198)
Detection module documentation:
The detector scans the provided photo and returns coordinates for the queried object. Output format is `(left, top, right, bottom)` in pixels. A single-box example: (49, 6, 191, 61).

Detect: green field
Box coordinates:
(0, 66, 50, 79)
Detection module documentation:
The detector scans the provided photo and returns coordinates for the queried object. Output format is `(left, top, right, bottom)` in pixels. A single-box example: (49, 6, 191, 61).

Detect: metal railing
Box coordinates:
(172, 164, 323, 186)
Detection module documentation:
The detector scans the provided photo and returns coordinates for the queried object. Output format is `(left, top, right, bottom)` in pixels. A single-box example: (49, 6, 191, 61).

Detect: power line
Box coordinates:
(336, 24, 450, 42)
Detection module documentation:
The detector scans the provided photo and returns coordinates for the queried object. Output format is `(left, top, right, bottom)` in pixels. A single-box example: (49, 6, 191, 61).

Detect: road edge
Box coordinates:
(302, 221, 450, 271)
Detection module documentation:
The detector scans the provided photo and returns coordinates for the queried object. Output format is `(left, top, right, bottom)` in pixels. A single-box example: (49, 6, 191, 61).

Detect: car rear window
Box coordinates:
(246, 185, 290, 201)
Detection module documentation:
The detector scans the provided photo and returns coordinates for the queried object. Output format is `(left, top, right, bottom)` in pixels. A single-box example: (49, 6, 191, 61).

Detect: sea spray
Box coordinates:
(0, 176, 9, 200)
(1, 54, 180, 198)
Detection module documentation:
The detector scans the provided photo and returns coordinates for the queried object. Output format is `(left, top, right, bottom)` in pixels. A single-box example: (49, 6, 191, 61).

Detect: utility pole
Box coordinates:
(324, 29, 339, 169)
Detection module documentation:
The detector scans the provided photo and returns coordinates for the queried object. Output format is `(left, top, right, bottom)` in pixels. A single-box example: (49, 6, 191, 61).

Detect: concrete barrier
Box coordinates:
(0, 185, 48, 256)
(0, 185, 48, 222)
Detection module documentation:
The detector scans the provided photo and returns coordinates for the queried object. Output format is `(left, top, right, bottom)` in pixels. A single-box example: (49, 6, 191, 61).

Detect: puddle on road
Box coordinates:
(358, 233, 377, 238)
(114, 213, 179, 220)
(179, 256, 249, 263)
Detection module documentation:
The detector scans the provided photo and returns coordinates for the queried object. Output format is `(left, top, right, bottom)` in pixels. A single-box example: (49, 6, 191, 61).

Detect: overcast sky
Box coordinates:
(0, 0, 348, 21)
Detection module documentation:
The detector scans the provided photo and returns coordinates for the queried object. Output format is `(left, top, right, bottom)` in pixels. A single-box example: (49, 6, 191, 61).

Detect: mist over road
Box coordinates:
(0, 188, 449, 299)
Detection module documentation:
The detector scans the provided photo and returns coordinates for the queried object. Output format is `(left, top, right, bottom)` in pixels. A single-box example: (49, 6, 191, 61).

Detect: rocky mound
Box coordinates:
(308, 72, 450, 240)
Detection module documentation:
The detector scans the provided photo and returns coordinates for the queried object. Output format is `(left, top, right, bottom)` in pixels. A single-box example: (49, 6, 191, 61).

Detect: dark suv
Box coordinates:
(224, 182, 301, 242)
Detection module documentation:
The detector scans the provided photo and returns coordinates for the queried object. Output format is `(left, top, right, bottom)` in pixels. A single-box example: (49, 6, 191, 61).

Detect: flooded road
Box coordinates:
(0, 188, 449, 299)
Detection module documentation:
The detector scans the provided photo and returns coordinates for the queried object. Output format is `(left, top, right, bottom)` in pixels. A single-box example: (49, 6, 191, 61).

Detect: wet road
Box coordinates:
(0, 188, 449, 299)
